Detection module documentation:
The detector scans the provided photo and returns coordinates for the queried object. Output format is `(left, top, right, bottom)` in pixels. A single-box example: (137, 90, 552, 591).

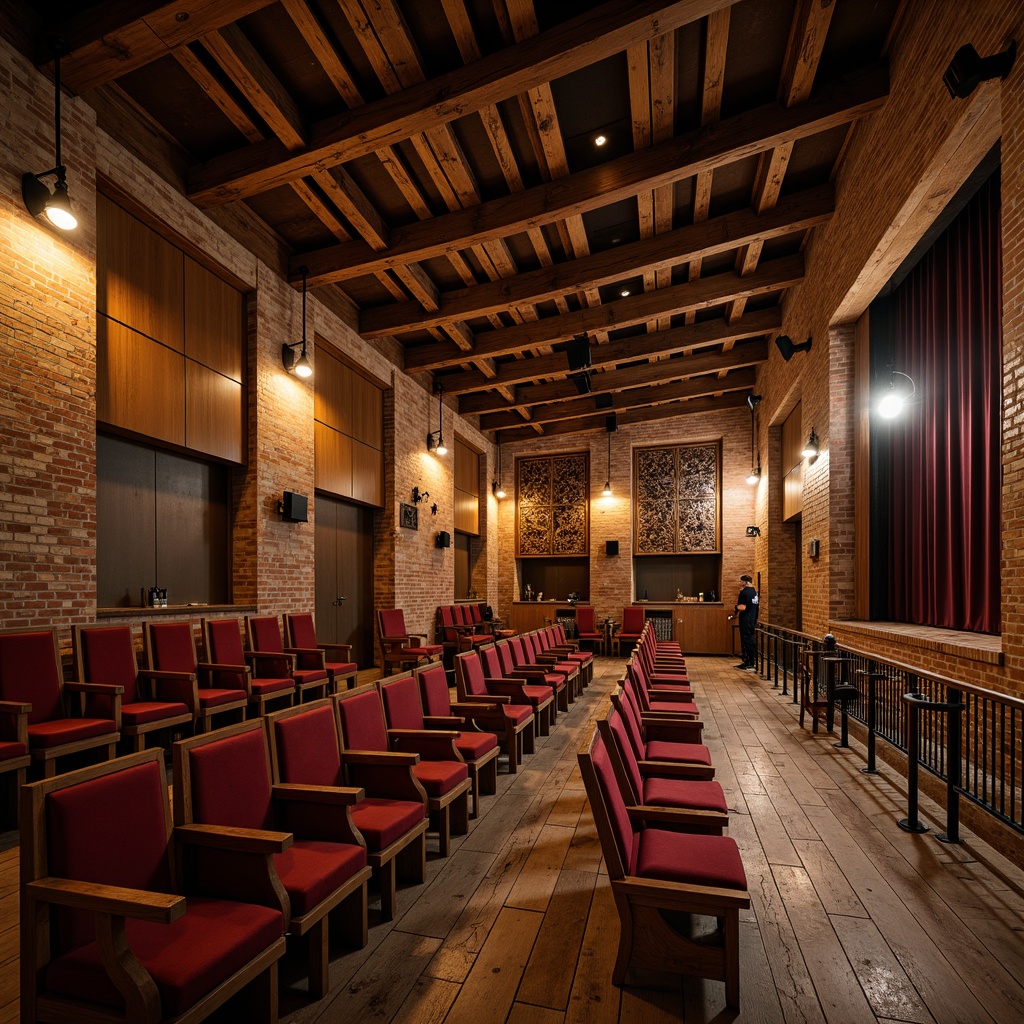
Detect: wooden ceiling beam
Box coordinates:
(187, 0, 734, 206)
(443, 308, 780, 397)
(298, 64, 886, 286)
(359, 186, 832, 337)
(407, 255, 802, 371)
(479, 366, 757, 429)
(495, 391, 748, 441)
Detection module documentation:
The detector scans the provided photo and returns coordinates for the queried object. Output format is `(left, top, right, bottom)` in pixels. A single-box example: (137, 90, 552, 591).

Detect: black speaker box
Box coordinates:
(281, 491, 308, 522)
(566, 337, 592, 371)
(437, 531, 452, 548)
(606, 540, 619, 556)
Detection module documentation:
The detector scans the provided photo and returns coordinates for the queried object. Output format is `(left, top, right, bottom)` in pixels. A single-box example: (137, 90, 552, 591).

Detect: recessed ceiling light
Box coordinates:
(620, 289, 630, 297)
(594, 134, 607, 146)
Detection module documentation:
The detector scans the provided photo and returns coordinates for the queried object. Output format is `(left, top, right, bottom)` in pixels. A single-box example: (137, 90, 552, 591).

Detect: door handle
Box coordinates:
(334, 596, 347, 606)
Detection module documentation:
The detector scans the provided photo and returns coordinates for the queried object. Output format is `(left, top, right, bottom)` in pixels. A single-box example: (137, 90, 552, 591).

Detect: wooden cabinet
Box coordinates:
(509, 603, 576, 634)
(634, 603, 732, 655)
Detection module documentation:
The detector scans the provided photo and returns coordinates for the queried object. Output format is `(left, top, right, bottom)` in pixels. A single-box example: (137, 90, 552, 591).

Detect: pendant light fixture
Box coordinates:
(877, 369, 916, 418)
(602, 414, 615, 496)
(427, 382, 447, 455)
(492, 432, 506, 498)
(746, 394, 762, 485)
(22, 39, 77, 231)
(281, 267, 313, 378)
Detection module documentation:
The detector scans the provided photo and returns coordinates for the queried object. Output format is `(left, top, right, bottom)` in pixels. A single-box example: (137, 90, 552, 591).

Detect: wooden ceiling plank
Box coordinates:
(409, 255, 803, 371)
(444, 307, 780, 398)
(281, 0, 362, 106)
(298, 65, 887, 285)
(188, 0, 735, 206)
(392, 264, 440, 312)
(311, 167, 390, 250)
(202, 25, 306, 151)
(358, 186, 832, 336)
(171, 44, 264, 144)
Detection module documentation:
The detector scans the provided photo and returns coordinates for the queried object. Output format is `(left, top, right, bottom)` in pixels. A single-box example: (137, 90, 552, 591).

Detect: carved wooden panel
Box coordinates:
(633, 442, 720, 554)
(516, 453, 589, 556)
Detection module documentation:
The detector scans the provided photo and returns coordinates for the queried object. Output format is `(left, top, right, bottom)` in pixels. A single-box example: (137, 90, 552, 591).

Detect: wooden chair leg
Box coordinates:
(724, 908, 741, 1010)
(522, 721, 535, 755)
(378, 860, 398, 922)
(307, 917, 329, 999)
(433, 805, 452, 857)
(506, 724, 519, 773)
(396, 833, 427, 885)
(451, 793, 469, 838)
(480, 757, 497, 796)
(330, 883, 368, 950)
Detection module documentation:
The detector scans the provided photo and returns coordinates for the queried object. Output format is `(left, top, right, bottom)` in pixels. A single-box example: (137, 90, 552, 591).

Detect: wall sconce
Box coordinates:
(281, 267, 312, 378)
(745, 525, 761, 537)
(602, 414, 615, 496)
(492, 431, 506, 499)
(801, 427, 820, 459)
(22, 39, 77, 231)
(746, 393, 762, 485)
(877, 370, 916, 418)
(775, 334, 812, 361)
(427, 382, 447, 455)
(943, 40, 1016, 99)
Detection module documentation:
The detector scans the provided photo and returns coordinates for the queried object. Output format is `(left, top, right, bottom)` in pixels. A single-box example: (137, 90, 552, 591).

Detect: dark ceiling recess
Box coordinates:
(13, 0, 900, 439)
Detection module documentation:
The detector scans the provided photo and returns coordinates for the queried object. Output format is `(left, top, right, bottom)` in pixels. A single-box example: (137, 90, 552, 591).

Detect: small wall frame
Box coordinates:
(400, 502, 419, 530)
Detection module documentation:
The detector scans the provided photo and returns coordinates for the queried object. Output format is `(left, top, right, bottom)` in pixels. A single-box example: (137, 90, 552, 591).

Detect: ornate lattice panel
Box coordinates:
(633, 442, 720, 554)
(516, 453, 589, 556)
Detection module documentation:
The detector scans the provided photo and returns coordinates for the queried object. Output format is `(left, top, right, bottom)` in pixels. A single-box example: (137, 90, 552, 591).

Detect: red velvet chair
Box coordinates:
(480, 643, 554, 733)
(21, 748, 286, 1023)
(577, 725, 749, 1008)
(144, 620, 249, 733)
(439, 605, 489, 654)
(336, 683, 470, 857)
(451, 651, 535, 773)
(614, 606, 646, 656)
(499, 637, 569, 712)
(377, 609, 442, 674)
(265, 698, 428, 922)
(202, 618, 295, 717)
(0, 699, 30, 825)
(547, 624, 594, 687)
(574, 606, 605, 656)
(598, 708, 728, 834)
(173, 719, 371, 999)
(611, 685, 713, 778)
(626, 659, 700, 717)
(73, 624, 194, 752)
(283, 613, 359, 692)
(522, 631, 581, 698)
(248, 615, 329, 702)
(0, 627, 120, 778)
(410, 663, 500, 815)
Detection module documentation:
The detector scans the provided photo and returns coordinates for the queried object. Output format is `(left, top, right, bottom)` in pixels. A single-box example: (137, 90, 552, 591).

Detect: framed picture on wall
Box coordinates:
(400, 502, 418, 530)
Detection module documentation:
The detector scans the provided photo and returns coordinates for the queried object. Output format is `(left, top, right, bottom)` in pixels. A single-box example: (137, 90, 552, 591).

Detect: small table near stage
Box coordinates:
(603, 619, 618, 658)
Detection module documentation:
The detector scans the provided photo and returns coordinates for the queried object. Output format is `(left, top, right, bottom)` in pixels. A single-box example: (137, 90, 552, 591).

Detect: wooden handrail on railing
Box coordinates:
(755, 622, 1024, 839)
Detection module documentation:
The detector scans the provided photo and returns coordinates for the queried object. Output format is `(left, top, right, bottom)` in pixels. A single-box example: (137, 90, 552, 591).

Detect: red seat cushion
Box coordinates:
(250, 677, 294, 696)
(453, 731, 498, 760)
(399, 646, 442, 658)
(411, 760, 468, 797)
(635, 831, 747, 890)
(644, 740, 712, 765)
(197, 688, 246, 708)
(501, 704, 533, 726)
(273, 840, 367, 917)
(121, 701, 190, 727)
(0, 740, 28, 761)
(642, 778, 727, 813)
(519, 684, 553, 704)
(294, 668, 327, 687)
(647, 700, 700, 716)
(44, 897, 283, 1017)
(351, 798, 425, 850)
(27, 718, 114, 749)
(326, 661, 358, 677)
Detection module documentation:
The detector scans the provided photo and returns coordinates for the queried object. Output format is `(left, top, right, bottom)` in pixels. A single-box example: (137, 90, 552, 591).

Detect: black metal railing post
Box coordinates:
(937, 688, 965, 845)
(898, 692, 931, 834)
(856, 670, 887, 775)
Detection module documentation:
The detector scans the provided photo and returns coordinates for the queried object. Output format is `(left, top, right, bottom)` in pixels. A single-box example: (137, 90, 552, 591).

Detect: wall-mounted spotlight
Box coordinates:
(281, 267, 312, 378)
(943, 40, 1016, 99)
(801, 427, 820, 459)
(877, 370, 917, 418)
(492, 431, 506, 499)
(22, 38, 77, 231)
(745, 525, 761, 538)
(746, 394, 762, 485)
(775, 334, 812, 361)
(426, 382, 447, 455)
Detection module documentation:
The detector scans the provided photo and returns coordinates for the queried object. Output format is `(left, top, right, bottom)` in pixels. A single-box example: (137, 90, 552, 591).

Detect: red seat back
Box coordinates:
(456, 651, 487, 697)
(146, 622, 197, 675)
(205, 618, 245, 664)
(185, 725, 273, 830)
(579, 730, 635, 878)
(76, 625, 140, 706)
(379, 609, 407, 639)
(248, 615, 284, 654)
(379, 674, 426, 730)
(270, 703, 344, 786)
(0, 629, 63, 723)
(470, 604, 483, 624)
(285, 613, 317, 649)
(605, 709, 644, 796)
(336, 688, 390, 751)
(576, 606, 597, 634)
(481, 645, 504, 679)
(497, 641, 517, 673)
(621, 606, 645, 634)
(417, 663, 451, 716)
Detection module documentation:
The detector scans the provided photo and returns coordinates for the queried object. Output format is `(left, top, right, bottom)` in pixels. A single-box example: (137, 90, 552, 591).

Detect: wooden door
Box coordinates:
(315, 495, 374, 668)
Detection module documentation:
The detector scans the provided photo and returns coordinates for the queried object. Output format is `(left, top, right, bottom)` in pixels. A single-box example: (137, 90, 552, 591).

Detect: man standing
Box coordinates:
(732, 574, 759, 670)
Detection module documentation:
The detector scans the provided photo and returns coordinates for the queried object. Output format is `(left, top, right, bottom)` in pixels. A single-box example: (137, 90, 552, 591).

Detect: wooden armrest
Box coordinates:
(388, 727, 459, 740)
(284, 646, 326, 667)
(615, 876, 750, 911)
(138, 668, 194, 681)
(320, 641, 352, 656)
(245, 650, 294, 669)
(64, 681, 124, 695)
(626, 805, 729, 829)
(423, 715, 465, 728)
(174, 822, 292, 853)
(343, 749, 419, 766)
(636, 759, 714, 780)
(197, 661, 250, 676)
(27, 877, 185, 924)
(461, 694, 510, 706)
(272, 783, 364, 805)
(388, 730, 461, 761)
(406, 632, 428, 644)
(449, 700, 499, 714)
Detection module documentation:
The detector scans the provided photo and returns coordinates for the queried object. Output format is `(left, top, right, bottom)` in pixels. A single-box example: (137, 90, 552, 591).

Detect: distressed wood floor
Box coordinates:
(2, 656, 1024, 1023)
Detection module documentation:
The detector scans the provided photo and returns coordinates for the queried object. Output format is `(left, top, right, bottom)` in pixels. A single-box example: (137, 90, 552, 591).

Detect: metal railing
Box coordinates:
(755, 622, 1024, 838)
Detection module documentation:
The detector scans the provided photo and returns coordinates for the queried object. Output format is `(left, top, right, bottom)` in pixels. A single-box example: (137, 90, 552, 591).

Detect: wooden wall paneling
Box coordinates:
(96, 434, 157, 607)
(154, 450, 229, 605)
(782, 401, 804, 522)
(96, 194, 184, 349)
(455, 533, 471, 598)
(314, 345, 350, 435)
(184, 361, 245, 464)
(853, 310, 872, 619)
(351, 438, 383, 507)
(315, 421, 353, 498)
(97, 315, 185, 447)
(455, 439, 480, 495)
(349, 368, 382, 449)
(454, 488, 479, 535)
(184, 257, 245, 382)
(516, 453, 589, 556)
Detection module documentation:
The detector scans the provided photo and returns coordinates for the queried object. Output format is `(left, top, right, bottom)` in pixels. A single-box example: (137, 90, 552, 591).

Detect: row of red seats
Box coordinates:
(578, 624, 751, 1012)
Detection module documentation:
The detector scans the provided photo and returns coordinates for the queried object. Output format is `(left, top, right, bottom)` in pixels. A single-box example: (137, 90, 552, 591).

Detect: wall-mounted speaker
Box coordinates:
(437, 531, 452, 548)
(606, 540, 619, 556)
(566, 336, 592, 371)
(594, 393, 613, 410)
(605, 413, 617, 432)
(808, 538, 820, 558)
(280, 491, 308, 522)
